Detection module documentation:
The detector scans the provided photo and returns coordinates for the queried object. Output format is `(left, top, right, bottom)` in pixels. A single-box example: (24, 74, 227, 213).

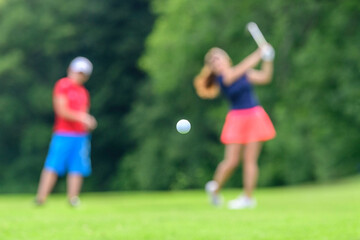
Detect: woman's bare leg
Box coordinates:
(213, 144, 243, 192)
(243, 142, 262, 198)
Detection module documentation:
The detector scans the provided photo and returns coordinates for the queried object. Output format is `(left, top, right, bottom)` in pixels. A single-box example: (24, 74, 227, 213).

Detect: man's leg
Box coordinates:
(67, 174, 83, 206)
(35, 169, 58, 204)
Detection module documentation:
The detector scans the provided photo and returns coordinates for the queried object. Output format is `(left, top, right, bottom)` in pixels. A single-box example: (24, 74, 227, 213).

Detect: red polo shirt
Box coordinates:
(53, 77, 90, 133)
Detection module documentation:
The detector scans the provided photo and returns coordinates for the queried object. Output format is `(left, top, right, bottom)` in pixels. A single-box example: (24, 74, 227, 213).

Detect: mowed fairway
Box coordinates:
(0, 177, 359, 240)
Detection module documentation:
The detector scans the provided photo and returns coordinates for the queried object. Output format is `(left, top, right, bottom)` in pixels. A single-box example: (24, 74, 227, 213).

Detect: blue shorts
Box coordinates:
(44, 133, 92, 177)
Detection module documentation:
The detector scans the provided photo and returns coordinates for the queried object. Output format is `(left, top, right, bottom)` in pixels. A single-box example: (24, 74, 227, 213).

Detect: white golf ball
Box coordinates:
(176, 119, 191, 134)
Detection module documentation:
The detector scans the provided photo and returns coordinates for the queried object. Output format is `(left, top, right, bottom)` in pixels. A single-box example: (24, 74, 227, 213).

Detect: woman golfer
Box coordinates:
(194, 44, 276, 209)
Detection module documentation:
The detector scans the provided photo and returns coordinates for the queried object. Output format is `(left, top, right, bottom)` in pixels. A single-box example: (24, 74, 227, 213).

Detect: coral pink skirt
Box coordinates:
(220, 106, 276, 144)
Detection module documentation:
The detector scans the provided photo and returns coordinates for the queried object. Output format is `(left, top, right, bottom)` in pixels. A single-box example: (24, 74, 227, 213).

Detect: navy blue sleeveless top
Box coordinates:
(217, 74, 259, 110)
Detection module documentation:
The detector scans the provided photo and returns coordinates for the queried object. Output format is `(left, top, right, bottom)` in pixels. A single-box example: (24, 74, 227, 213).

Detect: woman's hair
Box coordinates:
(193, 65, 219, 99)
(193, 48, 230, 99)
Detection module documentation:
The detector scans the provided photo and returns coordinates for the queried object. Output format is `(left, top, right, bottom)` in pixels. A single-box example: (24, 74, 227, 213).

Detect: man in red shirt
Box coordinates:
(35, 57, 97, 207)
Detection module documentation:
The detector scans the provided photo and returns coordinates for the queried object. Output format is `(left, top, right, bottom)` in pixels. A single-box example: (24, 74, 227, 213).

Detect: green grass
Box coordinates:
(0, 177, 359, 240)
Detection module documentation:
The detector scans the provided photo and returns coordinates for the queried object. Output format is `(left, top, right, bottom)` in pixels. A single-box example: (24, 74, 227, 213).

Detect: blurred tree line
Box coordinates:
(0, 0, 359, 193)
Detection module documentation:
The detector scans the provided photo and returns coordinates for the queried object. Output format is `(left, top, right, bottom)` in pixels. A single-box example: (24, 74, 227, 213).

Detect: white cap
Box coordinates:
(69, 57, 93, 76)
